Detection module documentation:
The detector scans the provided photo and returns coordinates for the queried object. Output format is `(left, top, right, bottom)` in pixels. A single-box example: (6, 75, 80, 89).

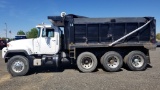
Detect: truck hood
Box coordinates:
(7, 39, 34, 52)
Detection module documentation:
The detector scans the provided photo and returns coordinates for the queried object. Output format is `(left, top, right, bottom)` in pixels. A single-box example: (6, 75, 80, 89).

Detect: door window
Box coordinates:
(42, 28, 54, 37)
(42, 28, 46, 37)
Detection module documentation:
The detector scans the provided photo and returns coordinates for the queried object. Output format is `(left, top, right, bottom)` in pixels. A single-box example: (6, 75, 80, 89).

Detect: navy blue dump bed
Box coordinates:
(48, 14, 156, 49)
(73, 17, 155, 43)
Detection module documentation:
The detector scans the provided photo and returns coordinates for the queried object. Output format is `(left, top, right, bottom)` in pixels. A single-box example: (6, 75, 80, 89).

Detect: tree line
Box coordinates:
(17, 28, 38, 38)
(156, 33, 160, 41)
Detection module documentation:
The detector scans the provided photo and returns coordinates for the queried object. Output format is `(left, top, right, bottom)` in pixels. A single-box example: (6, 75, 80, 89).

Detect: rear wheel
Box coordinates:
(7, 55, 29, 77)
(101, 51, 123, 72)
(124, 51, 147, 71)
(77, 52, 98, 73)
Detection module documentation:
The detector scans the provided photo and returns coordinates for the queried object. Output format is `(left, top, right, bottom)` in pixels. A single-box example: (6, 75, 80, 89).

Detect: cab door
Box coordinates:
(40, 28, 57, 54)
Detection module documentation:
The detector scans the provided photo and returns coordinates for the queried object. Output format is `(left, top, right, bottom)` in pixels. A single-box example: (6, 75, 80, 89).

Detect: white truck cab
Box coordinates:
(2, 24, 61, 56)
(34, 24, 60, 54)
(2, 24, 62, 76)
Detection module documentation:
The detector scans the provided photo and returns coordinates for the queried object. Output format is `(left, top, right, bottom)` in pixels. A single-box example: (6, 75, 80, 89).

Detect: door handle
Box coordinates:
(52, 40, 56, 41)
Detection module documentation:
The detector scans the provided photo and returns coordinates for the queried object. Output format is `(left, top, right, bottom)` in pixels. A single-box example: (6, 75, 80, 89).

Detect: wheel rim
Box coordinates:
(131, 55, 144, 68)
(11, 60, 25, 73)
(81, 56, 93, 69)
(107, 56, 120, 68)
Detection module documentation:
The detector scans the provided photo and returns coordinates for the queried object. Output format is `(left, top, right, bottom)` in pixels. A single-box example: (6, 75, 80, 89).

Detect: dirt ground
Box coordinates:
(0, 48, 160, 90)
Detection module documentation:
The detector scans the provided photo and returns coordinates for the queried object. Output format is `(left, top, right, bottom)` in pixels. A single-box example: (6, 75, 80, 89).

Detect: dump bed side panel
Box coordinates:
(72, 17, 155, 44)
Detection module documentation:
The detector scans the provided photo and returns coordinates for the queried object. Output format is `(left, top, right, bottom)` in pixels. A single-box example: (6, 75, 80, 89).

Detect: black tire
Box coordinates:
(77, 52, 98, 73)
(100, 53, 105, 65)
(124, 51, 147, 71)
(124, 54, 128, 64)
(101, 51, 123, 72)
(7, 55, 29, 77)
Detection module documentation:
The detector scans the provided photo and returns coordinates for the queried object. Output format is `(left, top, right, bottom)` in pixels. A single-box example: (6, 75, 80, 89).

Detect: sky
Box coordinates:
(0, 0, 160, 38)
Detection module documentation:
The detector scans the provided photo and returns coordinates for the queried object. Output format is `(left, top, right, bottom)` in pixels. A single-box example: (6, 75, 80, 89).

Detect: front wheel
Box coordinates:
(7, 55, 29, 77)
(77, 52, 98, 73)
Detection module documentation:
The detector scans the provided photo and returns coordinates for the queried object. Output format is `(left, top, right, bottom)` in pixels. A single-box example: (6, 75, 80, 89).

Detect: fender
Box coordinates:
(4, 50, 29, 58)
(4, 49, 34, 68)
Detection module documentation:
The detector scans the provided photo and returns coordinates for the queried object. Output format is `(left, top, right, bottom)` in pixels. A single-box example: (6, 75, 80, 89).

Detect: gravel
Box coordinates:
(0, 48, 160, 90)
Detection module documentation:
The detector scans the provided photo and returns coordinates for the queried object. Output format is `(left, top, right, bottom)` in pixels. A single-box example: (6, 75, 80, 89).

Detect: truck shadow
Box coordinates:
(121, 64, 152, 71)
(147, 64, 153, 68)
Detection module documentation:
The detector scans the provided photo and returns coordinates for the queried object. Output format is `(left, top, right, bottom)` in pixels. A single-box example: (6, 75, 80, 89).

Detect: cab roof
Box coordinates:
(36, 24, 52, 28)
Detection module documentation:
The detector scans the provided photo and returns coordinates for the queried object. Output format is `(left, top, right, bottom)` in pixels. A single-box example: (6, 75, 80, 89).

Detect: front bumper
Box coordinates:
(2, 47, 7, 59)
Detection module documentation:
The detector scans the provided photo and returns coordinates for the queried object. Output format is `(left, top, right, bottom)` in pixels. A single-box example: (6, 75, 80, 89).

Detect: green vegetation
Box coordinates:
(16, 28, 38, 39)
(17, 30, 25, 35)
(26, 28, 38, 38)
(156, 33, 160, 40)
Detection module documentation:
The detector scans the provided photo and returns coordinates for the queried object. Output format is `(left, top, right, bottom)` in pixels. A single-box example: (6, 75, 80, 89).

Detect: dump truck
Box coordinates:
(2, 13, 156, 76)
